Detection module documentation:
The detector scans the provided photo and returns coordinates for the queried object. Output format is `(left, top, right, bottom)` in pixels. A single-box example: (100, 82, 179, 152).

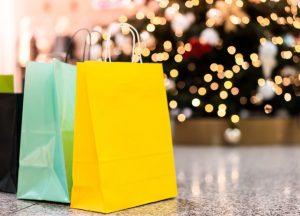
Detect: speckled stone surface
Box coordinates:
(3, 146, 300, 215)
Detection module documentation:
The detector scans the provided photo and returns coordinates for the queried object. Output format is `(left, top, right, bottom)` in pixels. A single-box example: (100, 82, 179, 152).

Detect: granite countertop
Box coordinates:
(3, 146, 300, 215)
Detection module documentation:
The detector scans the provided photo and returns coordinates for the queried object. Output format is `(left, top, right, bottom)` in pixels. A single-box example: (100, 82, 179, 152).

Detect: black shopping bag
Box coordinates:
(0, 94, 23, 193)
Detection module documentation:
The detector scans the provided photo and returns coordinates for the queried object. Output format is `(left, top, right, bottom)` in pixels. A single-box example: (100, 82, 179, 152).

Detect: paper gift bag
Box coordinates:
(0, 75, 14, 93)
(0, 93, 23, 193)
(17, 59, 76, 203)
(71, 24, 177, 213)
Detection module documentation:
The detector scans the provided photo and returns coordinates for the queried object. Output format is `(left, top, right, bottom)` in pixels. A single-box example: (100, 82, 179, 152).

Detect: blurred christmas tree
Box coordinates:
(123, 0, 300, 124)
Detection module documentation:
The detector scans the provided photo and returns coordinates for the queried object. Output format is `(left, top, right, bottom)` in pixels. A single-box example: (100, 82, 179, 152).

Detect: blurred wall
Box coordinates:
(9, 0, 157, 92)
(0, 1, 16, 78)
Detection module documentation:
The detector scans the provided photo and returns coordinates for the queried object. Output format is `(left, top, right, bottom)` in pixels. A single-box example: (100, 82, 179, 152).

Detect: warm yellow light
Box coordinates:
(217, 64, 224, 73)
(217, 109, 226, 117)
(205, 104, 214, 113)
(146, 24, 155, 32)
(275, 86, 283, 95)
(177, 113, 186, 122)
(119, 15, 128, 23)
(250, 53, 259, 61)
(252, 60, 261, 68)
(231, 115, 240, 123)
(217, 72, 225, 79)
(227, 46, 236, 55)
(204, 74, 213, 82)
(258, 78, 266, 87)
(192, 0, 200, 6)
(235, 0, 243, 7)
(198, 87, 207, 96)
(284, 93, 292, 102)
(136, 12, 145, 20)
(274, 76, 282, 85)
(232, 65, 240, 73)
(260, 37, 267, 44)
(210, 82, 219, 90)
(283, 77, 291, 86)
(177, 46, 185, 54)
(218, 104, 227, 110)
(192, 98, 201, 107)
(210, 63, 218, 72)
(146, 12, 155, 19)
(163, 41, 172, 51)
(242, 16, 250, 24)
(224, 70, 234, 79)
(220, 91, 228, 99)
(170, 69, 179, 78)
(185, 0, 193, 8)
(184, 43, 192, 52)
(224, 81, 233, 89)
(270, 13, 278, 21)
(142, 48, 150, 57)
(231, 87, 239, 95)
(281, 51, 293, 59)
(169, 100, 177, 109)
(159, 0, 169, 8)
(174, 54, 183, 62)
(205, 0, 214, 4)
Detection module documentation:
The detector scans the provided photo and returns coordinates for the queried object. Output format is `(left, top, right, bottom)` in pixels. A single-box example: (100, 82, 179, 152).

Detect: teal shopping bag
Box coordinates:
(0, 75, 14, 93)
(17, 59, 76, 203)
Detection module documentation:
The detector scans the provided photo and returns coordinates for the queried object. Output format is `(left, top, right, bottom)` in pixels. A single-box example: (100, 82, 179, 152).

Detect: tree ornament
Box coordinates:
(183, 37, 212, 59)
(171, 13, 195, 35)
(199, 28, 220, 46)
(259, 41, 278, 79)
(257, 80, 275, 100)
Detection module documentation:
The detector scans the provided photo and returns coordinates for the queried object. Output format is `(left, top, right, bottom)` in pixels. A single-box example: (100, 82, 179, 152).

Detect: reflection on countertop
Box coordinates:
(3, 146, 300, 215)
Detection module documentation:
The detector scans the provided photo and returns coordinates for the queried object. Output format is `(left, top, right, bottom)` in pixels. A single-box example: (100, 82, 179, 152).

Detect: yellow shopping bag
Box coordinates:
(71, 24, 177, 213)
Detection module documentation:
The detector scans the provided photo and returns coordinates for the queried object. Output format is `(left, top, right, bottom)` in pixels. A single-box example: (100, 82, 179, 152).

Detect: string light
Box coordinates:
(224, 81, 233, 89)
(220, 91, 228, 99)
(170, 69, 179, 78)
(231, 87, 239, 95)
(204, 74, 213, 82)
(169, 100, 177, 109)
(224, 70, 234, 79)
(210, 63, 218, 71)
(210, 82, 219, 90)
(227, 46, 236, 55)
(205, 104, 214, 113)
(192, 98, 201, 107)
(146, 24, 155, 32)
(231, 115, 240, 123)
(198, 87, 207, 96)
(177, 114, 186, 122)
(284, 93, 292, 102)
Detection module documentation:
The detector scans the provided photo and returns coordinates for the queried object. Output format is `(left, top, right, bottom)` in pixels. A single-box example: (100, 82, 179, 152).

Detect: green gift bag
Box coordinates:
(0, 75, 14, 93)
(17, 59, 76, 203)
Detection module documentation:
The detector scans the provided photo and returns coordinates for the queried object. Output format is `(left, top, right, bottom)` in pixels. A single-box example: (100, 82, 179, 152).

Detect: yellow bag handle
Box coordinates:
(104, 23, 143, 63)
